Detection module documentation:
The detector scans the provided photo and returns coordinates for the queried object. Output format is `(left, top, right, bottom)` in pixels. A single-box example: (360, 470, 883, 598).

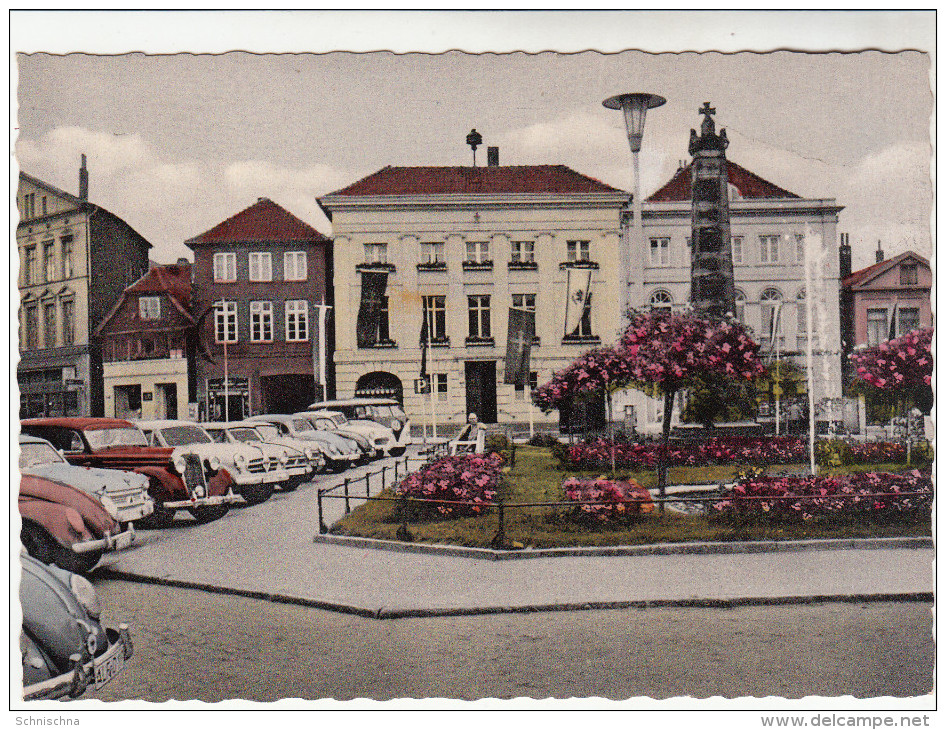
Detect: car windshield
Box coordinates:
(313, 418, 336, 430)
(254, 424, 280, 440)
(229, 427, 261, 443)
(85, 427, 149, 449)
(159, 426, 213, 446)
(205, 429, 226, 443)
(19, 442, 66, 468)
(292, 418, 317, 433)
(331, 413, 348, 426)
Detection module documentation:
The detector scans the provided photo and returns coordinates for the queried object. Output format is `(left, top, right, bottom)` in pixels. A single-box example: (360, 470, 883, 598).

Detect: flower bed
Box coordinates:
(711, 469, 932, 520)
(396, 453, 502, 517)
(562, 476, 654, 524)
(556, 436, 917, 471)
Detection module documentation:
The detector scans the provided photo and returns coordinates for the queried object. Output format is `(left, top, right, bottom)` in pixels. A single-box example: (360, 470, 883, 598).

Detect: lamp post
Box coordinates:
(603, 93, 666, 317)
(214, 301, 229, 422)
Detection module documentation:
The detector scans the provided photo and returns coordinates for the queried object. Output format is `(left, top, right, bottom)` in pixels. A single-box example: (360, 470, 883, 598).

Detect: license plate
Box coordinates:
(93, 650, 125, 688)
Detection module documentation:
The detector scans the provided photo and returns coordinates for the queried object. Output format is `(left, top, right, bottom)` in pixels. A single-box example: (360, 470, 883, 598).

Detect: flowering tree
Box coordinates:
(532, 345, 633, 414)
(850, 328, 933, 413)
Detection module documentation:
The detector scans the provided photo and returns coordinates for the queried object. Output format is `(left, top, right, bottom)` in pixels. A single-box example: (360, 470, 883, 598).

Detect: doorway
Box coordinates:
(464, 361, 497, 423)
(155, 383, 178, 420)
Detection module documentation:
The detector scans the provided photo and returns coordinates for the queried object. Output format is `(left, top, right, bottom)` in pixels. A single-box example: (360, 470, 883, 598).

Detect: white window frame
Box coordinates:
(213, 252, 237, 282)
(650, 289, 673, 311)
(423, 295, 447, 340)
(250, 301, 274, 342)
(649, 237, 670, 266)
(364, 243, 388, 264)
(215, 301, 238, 343)
(511, 240, 535, 264)
(731, 235, 744, 264)
(567, 240, 590, 262)
(420, 242, 445, 264)
(433, 373, 448, 403)
(759, 235, 780, 264)
(249, 252, 273, 282)
(42, 241, 55, 282)
(284, 251, 307, 281)
(866, 308, 888, 347)
(139, 295, 161, 320)
(285, 300, 309, 342)
(61, 236, 74, 278)
(468, 294, 491, 339)
(465, 240, 489, 263)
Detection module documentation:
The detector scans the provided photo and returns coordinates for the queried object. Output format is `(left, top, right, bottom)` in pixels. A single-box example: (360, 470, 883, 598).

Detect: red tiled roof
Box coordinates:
(186, 198, 330, 246)
(128, 263, 193, 309)
(842, 251, 930, 289)
(324, 165, 626, 197)
(647, 160, 801, 202)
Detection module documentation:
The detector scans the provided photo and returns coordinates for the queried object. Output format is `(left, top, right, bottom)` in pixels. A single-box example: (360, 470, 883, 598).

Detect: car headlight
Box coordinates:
(304, 447, 315, 460)
(69, 574, 101, 620)
(279, 450, 289, 465)
(193, 485, 205, 498)
(206, 456, 221, 472)
(234, 452, 247, 470)
(172, 455, 187, 474)
(391, 418, 402, 430)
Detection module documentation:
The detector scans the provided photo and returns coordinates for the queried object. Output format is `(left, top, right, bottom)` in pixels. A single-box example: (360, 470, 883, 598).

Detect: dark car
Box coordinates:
(21, 418, 240, 528)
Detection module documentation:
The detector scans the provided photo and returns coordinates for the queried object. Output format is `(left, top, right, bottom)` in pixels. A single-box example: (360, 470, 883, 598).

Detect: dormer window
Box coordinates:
(139, 296, 161, 320)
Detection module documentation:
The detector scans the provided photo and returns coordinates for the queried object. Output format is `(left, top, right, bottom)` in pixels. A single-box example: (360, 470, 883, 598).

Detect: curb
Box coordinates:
(96, 568, 933, 621)
(312, 534, 933, 560)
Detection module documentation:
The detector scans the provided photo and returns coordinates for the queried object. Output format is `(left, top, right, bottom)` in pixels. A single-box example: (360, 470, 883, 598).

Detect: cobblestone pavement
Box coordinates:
(82, 580, 934, 704)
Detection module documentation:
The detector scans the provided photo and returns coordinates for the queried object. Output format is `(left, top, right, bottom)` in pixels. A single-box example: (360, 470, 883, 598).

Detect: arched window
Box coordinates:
(650, 290, 673, 312)
(760, 288, 783, 341)
(734, 289, 747, 324)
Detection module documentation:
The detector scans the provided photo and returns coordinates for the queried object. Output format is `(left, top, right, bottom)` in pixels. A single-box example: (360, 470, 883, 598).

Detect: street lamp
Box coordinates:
(603, 92, 666, 315)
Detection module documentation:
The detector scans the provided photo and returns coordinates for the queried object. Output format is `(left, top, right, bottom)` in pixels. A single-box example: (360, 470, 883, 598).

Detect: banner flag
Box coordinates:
(419, 305, 429, 381)
(356, 271, 388, 348)
(564, 267, 593, 336)
(504, 307, 536, 386)
(766, 302, 783, 364)
(888, 303, 898, 341)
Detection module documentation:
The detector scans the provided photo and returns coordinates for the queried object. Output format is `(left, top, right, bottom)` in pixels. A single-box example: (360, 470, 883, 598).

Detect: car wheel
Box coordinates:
(279, 478, 301, 493)
(190, 504, 229, 524)
(240, 482, 275, 506)
(327, 459, 347, 473)
(136, 503, 176, 529)
(390, 447, 406, 457)
(21, 522, 101, 574)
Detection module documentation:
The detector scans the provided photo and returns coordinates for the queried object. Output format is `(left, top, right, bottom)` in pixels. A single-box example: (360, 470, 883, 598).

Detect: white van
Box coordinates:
(308, 397, 411, 456)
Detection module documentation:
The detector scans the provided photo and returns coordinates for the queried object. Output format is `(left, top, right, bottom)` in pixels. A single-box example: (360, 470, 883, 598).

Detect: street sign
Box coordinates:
(415, 377, 431, 394)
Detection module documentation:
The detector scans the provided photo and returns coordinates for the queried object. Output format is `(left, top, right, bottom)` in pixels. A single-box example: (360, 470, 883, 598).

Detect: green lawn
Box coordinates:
(329, 445, 931, 549)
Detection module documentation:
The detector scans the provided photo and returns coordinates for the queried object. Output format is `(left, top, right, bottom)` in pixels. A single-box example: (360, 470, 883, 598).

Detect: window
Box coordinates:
(285, 300, 309, 341)
(24, 305, 38, 350)
(213, 252, 236, 282)
(759, 235, 779, 264)
(249, 252, 272, 281)
(649, 237, 670, 266)
(364, 243, 387, 264)
(215, 301, 238, 343)
(284, 251, 307, 281)
(734, 289, 747, 324)
(41, 197, 47, 216)
(898, 307, 920, 336)
(420, 242, 445, 265)
(22, 192, 35, 219)
(468, 295, 491, 339)
(433, 373, 448, 403)
(510, 240, 535, 264)
(567, 240, 590, 262)
(23, 246, 36, 286)
(61, 236, 73, 278)
(514, 371, 539, 399)
(512, 293, 536, 312)
(61, 299, 75, 346)
(139, 296, 161, 320)
(422, 296, 447, 340)
(795, 234, 806, 264)
(900, 264, 918, 285)
(760, 288, 783, 341)
(731, 236, 744, 264)
(43, 241, 55, 282)
(465, 241, 489, 263)
(796, 289, 807, 334)
(43, 302, 57, 348)
(650, 290, 673, 312)
(867, 308, 888, 346)
(250, 301, 274, 341)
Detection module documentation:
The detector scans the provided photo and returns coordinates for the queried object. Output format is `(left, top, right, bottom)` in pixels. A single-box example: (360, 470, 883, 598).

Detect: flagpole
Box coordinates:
(775, 305, 781, 437)
(427, 304, 437, 440)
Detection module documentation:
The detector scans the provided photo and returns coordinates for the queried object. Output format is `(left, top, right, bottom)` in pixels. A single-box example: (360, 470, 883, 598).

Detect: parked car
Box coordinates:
(21, 418, 239, 528)
(137, 419, 283, 506)
(20, 552, 133, 700)
(303, 409, 395, 459)
(240, 420, 329, 474)
(203, 421, 318, 491)
(309, 398, 411, 456)
(19, 434, 154, 573)
(247, 414, 362, 473)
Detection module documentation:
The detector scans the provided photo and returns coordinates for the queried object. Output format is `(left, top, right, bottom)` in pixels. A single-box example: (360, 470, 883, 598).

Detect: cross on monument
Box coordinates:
(700, 101, 715, 118)
(699, 102, 716, 135)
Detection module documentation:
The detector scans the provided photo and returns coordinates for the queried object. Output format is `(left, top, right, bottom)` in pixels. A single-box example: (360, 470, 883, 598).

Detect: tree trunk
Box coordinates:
(658, 389, 675, 506)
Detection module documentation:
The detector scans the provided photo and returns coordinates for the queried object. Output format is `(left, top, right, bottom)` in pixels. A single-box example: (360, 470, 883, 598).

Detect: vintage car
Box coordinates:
(21, 418, 239, 528)
(247, 414, 362, 473)
(309, 398, 411, 456)
(304, 409, 395, 459)
(21, 552, 133, 700)
(19, 434, 154, 573)
(240, 420, 328, 474)
(203, 421, 318, 491)
(137, 419, 283, 506)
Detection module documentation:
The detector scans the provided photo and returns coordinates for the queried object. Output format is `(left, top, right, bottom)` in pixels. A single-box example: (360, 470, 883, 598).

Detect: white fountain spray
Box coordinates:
(803, 225, 823, 474)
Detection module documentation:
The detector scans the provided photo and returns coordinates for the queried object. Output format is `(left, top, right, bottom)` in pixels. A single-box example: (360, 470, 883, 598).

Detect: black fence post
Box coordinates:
(396, 496, 413, 542)
(490, 499, 506, 550)
(317, 488, 328, 534)
(343, 478, 351, 514)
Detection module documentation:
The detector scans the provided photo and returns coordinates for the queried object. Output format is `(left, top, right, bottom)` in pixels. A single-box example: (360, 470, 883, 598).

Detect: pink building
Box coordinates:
(842, 249, 931, 348)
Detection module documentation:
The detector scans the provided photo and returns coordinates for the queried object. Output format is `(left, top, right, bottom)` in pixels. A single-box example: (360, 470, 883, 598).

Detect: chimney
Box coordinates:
(79, 154, 89, 200)
(839, 233, 852, 279)
(487, 146, 499, 167)
(875, 240, 885, 263)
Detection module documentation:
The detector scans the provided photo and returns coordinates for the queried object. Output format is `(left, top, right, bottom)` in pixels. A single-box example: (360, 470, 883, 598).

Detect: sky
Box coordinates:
(12, 12, 934, 270)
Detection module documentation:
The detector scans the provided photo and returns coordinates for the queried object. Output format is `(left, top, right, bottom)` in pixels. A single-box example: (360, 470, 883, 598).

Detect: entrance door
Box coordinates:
(465, 361, 497, 423)
(156, 383, 178, 420)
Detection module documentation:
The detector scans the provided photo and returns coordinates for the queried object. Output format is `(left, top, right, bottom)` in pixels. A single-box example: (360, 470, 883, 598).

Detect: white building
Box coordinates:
(318, 160, 629, 430)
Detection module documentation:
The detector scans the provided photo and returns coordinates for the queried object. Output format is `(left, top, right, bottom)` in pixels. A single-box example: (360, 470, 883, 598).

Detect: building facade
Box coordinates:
(96, 263, 198, 420)
(17, 158, 152, 418)
(185, 198, 334, 419)
(617, 160, 845, 430)
(318, 162, 628, 428)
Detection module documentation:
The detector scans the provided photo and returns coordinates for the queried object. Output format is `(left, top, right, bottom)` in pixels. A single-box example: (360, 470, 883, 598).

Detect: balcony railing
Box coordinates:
(359, 338, 397, 349)
(356, 262, 396, 273)
(562, 334, 601, 345)
(508, 260, 538, 271)
(465, 336, 495, 347)
(559, 260, 599, 270)
(417, 261, 447, 272)
(462, 260, 493, 271)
